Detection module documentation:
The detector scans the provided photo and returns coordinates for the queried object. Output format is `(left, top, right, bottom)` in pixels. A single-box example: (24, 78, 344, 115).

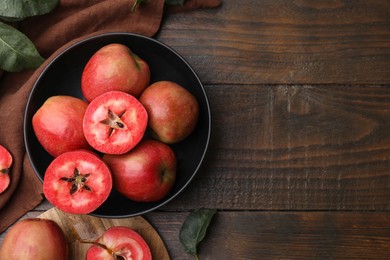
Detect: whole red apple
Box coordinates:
(103, 139, 176, 202)
(0, 218, 68, 260)
(86, 226, 152, 260)
(139, 81, 199, 144)
(81, 43, 150, 101)
(32, 95, 91, 157)
(0, 144, 12, 194)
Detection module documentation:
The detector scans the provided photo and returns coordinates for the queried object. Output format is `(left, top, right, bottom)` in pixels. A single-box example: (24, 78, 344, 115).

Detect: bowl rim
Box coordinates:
(23, 32, 212, 218)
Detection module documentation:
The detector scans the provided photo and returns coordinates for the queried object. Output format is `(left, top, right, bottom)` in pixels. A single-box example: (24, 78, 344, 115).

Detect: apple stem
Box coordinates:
(79, 240, 127, 260)
(79, 240, 108, 249)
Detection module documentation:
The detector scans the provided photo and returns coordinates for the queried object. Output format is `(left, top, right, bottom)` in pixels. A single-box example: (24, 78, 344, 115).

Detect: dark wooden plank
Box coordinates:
(145, 211, 390, 260)
(157, 0, 390, 84)
(160, 84, 390, 210)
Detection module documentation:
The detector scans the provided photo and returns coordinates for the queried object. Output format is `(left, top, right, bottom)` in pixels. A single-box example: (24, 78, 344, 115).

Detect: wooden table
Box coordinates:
(2, 1, 390, 259)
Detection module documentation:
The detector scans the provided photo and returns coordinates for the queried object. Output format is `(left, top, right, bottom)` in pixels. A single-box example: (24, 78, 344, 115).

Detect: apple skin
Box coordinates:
(81, 43, 150, 101)
(86, 226, 152, 260)
(103, 139, 176, 202)
(0, 218, 68, 260)
(32, 95, 91, 157)
(139, 81, 199, 144)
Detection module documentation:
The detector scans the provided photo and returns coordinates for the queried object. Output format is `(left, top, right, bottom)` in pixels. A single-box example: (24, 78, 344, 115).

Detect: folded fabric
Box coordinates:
(0, 0, 222, 233)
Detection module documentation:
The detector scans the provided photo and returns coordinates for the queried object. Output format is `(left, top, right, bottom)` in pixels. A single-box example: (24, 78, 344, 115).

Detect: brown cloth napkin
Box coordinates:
(0, 0, 222, 233)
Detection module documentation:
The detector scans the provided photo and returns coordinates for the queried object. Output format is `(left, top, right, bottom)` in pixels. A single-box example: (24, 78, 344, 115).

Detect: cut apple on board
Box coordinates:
(86, 226, 152, 260)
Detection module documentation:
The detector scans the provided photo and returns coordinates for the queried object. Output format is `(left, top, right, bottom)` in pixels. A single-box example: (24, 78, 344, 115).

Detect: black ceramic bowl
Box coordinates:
(24, 32, 211, 218)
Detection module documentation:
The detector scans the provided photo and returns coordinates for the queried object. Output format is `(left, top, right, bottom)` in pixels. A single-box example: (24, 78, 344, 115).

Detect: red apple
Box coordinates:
(32, 95, 91, 157)
(43, 149, 112, 214)
(103, 139, 176, 202)
(139, 81, 199, 144)
(86, 226, 152, 260)
(83, 91, 148, 155)
(0, 218, 68, 260)
(81, 43, 150, 101)
(0, 144, 12, 194)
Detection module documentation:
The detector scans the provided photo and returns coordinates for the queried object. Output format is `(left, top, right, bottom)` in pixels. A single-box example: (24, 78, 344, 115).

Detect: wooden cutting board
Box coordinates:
(38, 207, 169, 260)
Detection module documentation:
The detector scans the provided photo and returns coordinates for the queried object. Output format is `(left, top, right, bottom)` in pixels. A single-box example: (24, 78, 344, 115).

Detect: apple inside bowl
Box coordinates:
(23, 32, 211, 218)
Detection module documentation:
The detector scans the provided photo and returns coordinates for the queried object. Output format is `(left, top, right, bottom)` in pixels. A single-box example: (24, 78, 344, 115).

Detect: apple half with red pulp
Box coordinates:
(86, 226, 152, 260)
(43, 150, 112, 214)
(0, 144, 13, 194)
(83, 91, 148, 155)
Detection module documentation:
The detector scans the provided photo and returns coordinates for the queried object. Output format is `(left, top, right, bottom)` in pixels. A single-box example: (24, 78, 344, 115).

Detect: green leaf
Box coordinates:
(0, 0, 59, 20)
(179, 208, 217, 258)
(165, 0, 187, 5)
(0, 16, 24, 23)
(0, 22, 44, 72)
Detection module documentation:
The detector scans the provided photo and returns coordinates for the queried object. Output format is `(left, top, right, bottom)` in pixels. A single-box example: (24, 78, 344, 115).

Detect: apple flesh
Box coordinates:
(32, 95, 91, 157)
(139, 81, 199, 144)
(0, 218, 68, 260)
(0, 144, 12, 194)
(81, 43, 150, 101)
(83, 91, 148, 155)
(43, 150, 113, 215)
(86, 226, 152, 260)
(103, 139, 176, 202)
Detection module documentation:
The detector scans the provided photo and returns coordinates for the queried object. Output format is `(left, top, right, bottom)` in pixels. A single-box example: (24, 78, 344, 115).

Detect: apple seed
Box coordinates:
(100, 109, 128, 138)
(60, 168, 92, 195)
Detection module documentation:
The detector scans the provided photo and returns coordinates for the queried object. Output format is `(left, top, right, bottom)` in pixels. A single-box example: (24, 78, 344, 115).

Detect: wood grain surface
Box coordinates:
(2, 1, 390, 259)
(145, 211, 390, 260)
(160, 84, 390, 210)
(38, 208, 169, 260)
(159, 0, 390, 85)
(155, 0, 390, 211)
